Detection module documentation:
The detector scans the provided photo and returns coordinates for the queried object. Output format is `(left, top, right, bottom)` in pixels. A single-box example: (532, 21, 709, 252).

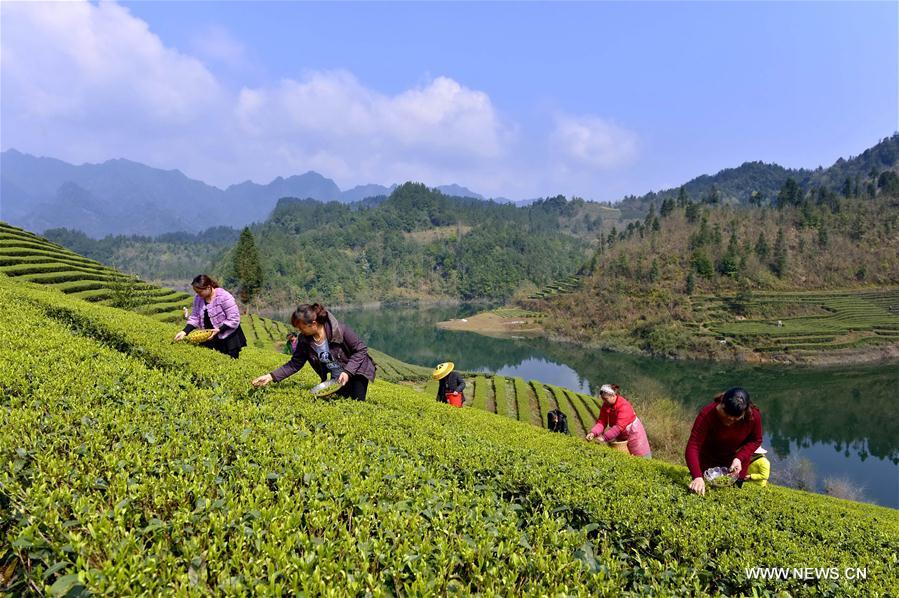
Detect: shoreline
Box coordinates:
(439, 309, 899, 367)
(436, 310, 545, 339)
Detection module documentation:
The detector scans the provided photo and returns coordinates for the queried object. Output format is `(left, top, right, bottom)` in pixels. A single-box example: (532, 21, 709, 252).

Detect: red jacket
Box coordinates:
(590, 395, 652, 456)
(591, 395, 637, 440)
(685, 398, 763, 480)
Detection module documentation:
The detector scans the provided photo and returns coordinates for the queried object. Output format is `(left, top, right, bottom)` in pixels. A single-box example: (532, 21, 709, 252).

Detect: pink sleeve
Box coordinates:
(601, 424, 622, 442)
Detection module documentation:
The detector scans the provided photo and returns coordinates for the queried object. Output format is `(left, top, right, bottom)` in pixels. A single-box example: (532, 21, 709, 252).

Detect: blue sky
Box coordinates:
(2, 1, 896, 200)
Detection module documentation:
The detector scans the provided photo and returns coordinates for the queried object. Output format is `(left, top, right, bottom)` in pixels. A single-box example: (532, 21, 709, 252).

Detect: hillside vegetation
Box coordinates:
(532, 181, 899, 361)
(2, 274, 898, 595)
(213, 184, 595, 305)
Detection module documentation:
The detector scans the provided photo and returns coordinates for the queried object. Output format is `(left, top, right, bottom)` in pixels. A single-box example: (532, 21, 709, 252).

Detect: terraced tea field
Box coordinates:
(418, 371, 604, 435)
(0, 221, 192, 323)
(0, 221, 293, 350)
(696, 288, 899, 354)
(528, 274, 582, 299)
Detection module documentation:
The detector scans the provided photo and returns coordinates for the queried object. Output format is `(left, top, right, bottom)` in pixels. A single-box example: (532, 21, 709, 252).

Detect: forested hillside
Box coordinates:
(212, 183, 598, 305)
(532, 169, 899, 360)
(616, 134, 899, 218)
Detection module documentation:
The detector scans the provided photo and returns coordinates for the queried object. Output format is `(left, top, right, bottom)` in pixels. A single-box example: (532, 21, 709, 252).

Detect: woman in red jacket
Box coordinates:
(585, 384, 652, 457)
(685, 387, 762, 495)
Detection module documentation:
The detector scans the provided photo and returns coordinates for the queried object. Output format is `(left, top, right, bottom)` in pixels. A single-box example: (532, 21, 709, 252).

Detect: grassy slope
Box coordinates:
(2, 274, 898, 595)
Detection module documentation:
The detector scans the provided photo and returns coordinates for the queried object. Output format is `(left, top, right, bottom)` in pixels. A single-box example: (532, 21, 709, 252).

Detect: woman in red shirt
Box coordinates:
(585, 384, 652, 457)
(685, 387, 762, 495)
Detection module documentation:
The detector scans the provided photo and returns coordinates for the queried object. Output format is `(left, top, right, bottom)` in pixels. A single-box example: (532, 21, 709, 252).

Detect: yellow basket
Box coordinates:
(185, 329, 216, 344)
(610, 440, 630, 454)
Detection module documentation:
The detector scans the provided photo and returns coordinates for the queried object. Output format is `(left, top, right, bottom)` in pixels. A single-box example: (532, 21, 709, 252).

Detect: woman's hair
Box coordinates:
(720, 387, 752, 418)
(291, 303, 329, 327)
(191, 274, 220, 289)
(599, 383, 621, 396)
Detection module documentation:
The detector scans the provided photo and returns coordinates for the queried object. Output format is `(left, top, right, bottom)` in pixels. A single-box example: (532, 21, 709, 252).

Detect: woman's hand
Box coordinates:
(173, 331, 187, 342)
(252, 374, 273, 388)
(729, 458, 742, 476)
(210, 327, 221, 337)
(689, 477, 706, 496)
(337, 372, 349, 386)
(585, 432, 596, 441)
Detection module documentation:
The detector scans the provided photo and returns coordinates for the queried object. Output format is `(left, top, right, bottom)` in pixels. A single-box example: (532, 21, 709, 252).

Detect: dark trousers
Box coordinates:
(336, 375, 369, 401)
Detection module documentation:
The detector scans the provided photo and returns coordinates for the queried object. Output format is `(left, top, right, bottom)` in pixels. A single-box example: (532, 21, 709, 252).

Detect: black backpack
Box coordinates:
(547, 409, 569, 434)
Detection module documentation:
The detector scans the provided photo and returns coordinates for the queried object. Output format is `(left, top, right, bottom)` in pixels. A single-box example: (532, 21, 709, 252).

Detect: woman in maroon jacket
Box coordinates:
(251, 303, 376, 401)
(685, 387, 762, 496)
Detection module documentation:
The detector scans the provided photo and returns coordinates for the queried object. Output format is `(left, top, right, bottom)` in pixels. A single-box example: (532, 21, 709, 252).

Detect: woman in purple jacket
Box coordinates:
(173, 274, 247, 358)
(251, 303, 376, 400)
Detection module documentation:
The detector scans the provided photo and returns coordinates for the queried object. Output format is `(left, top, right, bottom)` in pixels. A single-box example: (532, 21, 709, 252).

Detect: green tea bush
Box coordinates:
(2, 277, 898, 595)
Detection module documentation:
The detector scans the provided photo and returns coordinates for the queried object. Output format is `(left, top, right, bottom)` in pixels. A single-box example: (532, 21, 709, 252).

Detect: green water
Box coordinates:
(270, 304, 899, 508)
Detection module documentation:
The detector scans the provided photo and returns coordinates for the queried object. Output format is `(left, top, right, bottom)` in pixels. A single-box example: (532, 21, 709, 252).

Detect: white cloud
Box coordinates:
(0, 1, 636, 201)
(551, 113, 638, 169)
(236, 71, 508, 162)
(1, 1, 221, 126)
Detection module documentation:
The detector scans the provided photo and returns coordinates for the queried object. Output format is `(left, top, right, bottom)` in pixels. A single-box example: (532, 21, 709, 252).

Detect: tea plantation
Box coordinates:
(2, 274, 898, 595)
(695, 289, 899, 355)
(0, 222, 296, 351)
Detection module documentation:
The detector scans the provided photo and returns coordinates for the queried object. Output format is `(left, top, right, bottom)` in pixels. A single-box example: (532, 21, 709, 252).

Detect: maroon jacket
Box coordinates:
(685, 398, 763, 480)
(270, 313, 376, 383)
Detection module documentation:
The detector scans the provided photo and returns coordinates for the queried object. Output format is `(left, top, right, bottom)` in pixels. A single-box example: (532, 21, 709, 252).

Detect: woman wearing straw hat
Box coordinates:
(585, 384, 652, 458)
(746, 446, 771, 486)
(433, 362, 466, 407)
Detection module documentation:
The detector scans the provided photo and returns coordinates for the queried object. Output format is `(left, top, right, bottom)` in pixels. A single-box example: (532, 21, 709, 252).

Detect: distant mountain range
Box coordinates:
(2, 134, 897, 237)
(0, 149, 487, 237)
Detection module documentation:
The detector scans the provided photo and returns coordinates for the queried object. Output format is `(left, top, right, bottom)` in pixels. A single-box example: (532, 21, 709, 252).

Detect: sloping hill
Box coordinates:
(0, 221, 192, 323)
(0, 221, 295, 350)
(2, 275, 897, 595)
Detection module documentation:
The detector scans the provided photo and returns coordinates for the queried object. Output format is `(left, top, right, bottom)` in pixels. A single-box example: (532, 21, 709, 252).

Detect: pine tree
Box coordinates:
(685, 201, 701, 224)
(649, 259, 660, 283)
(841, 177, 852, 198)
(754, 232, 769, 260)
(772, 229, 787, 277)
(676, 186, 689, 208)
(660, 197, 675, 217)
(776, 178, 801, 209)
(717, 233, 741, 278)
(685, 272, 695, 295)
(232, 227, 264, 307)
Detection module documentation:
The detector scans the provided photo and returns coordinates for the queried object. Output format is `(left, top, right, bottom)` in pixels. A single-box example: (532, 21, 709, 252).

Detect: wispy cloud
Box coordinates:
(551, 113, 639, 170)
(191, 24, 251, 70)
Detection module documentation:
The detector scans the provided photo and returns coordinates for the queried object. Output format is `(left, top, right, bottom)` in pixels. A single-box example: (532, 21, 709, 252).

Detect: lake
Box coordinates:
(268, 303, 899, 509)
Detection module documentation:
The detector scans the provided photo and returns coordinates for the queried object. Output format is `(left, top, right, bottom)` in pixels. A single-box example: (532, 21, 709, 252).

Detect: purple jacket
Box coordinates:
(270, 313, 376, 383)
(185, 288, 241, 339)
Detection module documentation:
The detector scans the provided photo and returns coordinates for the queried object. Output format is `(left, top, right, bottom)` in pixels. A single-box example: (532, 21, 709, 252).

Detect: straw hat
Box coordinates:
(432, 362, 454, 380)
(754, 446, 768, 455)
